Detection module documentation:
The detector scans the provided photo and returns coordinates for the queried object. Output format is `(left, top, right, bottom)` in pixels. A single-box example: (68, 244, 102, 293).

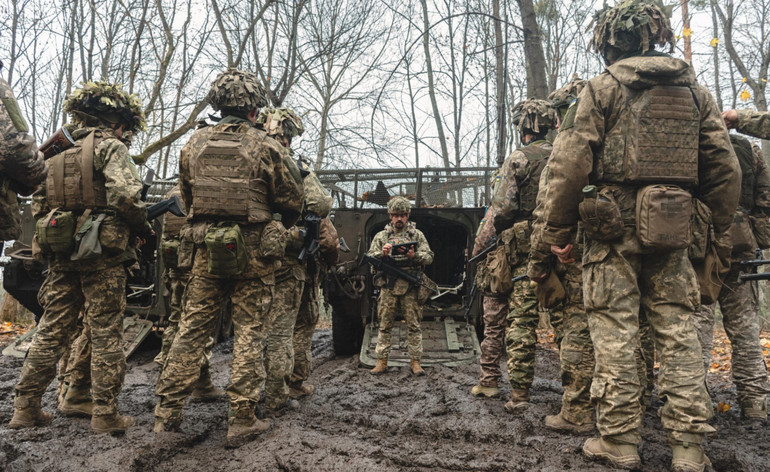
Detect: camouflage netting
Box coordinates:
(511, 98, 557, 134)
(387, 196, 411, 214)
(207, 68, 267, 113)
(256, 107, 305, 139)
(548, 74, 587, 111)
(589, 0, 675, 61)
(63, 81, 146, 133)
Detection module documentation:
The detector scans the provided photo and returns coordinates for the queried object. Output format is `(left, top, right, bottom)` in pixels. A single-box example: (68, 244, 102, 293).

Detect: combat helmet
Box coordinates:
(63, 81, 146, 133)
(207, 68, 267, 115)
(387, 196, 411, 215)
(257, 107, 305, 139)
(590, 0, 675, 64)
(548, 74, 586, 119)
(511, 98, 557, 135)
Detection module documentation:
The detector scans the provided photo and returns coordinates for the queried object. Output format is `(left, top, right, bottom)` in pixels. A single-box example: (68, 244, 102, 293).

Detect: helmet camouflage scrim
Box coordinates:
(590, 0, 675, 64)
(63, 81, 146, 133)
(207, 68, 267, 114)
(387, 196, 411, 215)
(548, 74, 586, 118)
(511, 98, 557, 135)
(256, 107, 305, 139)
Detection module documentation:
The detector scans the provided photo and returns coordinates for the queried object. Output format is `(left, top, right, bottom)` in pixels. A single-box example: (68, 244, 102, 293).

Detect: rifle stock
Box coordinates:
(147, 195, 185, 221)
(39, 127, 75, 160)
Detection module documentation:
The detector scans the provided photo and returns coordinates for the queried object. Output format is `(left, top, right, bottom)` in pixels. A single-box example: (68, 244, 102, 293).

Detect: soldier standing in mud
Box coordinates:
(9, 81, 149, 434)
(368, 196, 434, 376)
(536, 2, 740, 470)
(153, 68, 304, 449)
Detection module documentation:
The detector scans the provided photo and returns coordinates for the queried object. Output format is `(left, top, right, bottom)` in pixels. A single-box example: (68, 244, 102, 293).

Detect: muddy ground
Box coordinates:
(0, 329, 768, 472)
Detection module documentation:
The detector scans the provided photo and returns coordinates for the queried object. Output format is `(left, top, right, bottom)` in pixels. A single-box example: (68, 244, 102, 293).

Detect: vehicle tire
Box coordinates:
(332, 309, 363, 356)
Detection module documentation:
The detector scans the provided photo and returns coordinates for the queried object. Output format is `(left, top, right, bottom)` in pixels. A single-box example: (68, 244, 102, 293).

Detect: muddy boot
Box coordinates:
(740, 398, 767, 430)
(153, 411, 182, 433)
(8, 397, 53, 429)
(190, 368, 226, 403)
(410, 359, 425, 376)
(58, 386, 93, 417)
(226, 408, 271, 449)
(288, 383, 315, 400)
(470, 383, 500, 398)
(57, 382, 69, 408)
(544, 412, 594, 435)
(670, 433, 711, 472)
(266, 399, 300, 418)
(582, 437, 641, 470)
(91, 413, 135, 434)
(370, 358, 388, 375)
(503, 389, 530, 413)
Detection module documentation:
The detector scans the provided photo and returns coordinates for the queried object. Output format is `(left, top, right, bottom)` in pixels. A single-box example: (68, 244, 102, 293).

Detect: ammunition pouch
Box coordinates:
(512, 220, 532, 256)
(36, 208, 76, 255)
(750, 214, 770, 250)
(636, 185, 692, 250)
(258, 219, 288, 260)
(176, 225, 195, 270)
(71, 212, 106, 261)
(161, 239, 180, 270)
(579, 187, 624, 242)
(204, 222, 248, 276)
(486, 243, 513, 296)
(730, 212, 757, 254)
(98, 215, 129, 256)
(418, 275, 438, 305)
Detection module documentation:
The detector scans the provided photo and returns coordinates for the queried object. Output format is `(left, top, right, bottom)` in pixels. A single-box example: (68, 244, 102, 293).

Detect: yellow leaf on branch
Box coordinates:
(683, 27, 693, 38)
(741, 90, 752, 101)
(710, 38, 719, 47)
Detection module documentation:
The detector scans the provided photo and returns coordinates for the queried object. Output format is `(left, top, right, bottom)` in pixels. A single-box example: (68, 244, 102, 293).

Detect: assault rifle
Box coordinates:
(738, 248, 770, 283)
(147, 195, 185, 221)
(140, 168, 155, 201)
(361, 254, 439, 296)
(39, 127, 75, 160)
(298, 212, 322, 263)
(468, 236, 499, 265)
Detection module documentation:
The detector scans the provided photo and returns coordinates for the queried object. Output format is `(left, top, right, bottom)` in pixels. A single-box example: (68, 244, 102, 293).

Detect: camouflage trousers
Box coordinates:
(506, 262, 543, 391)
(155, 274, 272, 419)
(14, 266, 127, 417)
(375, 287, 422, 361)
(478, 294, 509, 386)
(583, 231, 714, 444)
(264, 268, 304, 409)
(290, 278, 322, 388)
(691, 257, 770, 405)
(58, 312, 87, 392)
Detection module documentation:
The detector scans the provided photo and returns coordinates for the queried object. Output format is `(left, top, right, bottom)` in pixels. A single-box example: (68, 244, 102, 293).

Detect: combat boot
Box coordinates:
(740, 398, 767, 430)
(91, 413, 135, 434)
(225, 408, 270, 449)
(410, 359, 425, 376)
(470, 383, 500, 398)
(370, 358, 388, 375)
(503, 388, 530, 413)
(190, 368, 226, 403)
(583, 437, 641, 470)
(670, 434, 711, 472)
(8, 397, 53, 429)
(58, 386, 93, 417)
(153, 411, 182, 433)
(288, 383, 315, 400)
(265, 399, 300, 418)
(544, 412, 594, 435)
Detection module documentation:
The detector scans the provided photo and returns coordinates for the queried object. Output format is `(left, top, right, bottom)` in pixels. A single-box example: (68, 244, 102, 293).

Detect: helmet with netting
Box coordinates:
(549, 74, 586, 117)
(256, 107, 305, 139)
(207, 68, 267, 114)
(511, 98, 557, 134)
(63, 81, 146, 133)
(387, 196, 411, 214)
(590, 0, 675, 64)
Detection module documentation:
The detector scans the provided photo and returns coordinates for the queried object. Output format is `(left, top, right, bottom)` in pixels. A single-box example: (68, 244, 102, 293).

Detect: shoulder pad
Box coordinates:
(559, 99, 578, 131)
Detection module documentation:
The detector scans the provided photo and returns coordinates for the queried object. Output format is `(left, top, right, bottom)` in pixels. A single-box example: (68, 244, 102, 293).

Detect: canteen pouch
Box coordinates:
(579, 187, 624, 242)
(204, 222, 248, 276)
(71, 213, 105, 261)
(730, 212, 757, 254)
(161, 239, 180, 270)
(98, 215, 129, 256)
(36, 209, 76, 255)
(750, 214, 770, 250)
(258, 219, 288, 260)
(486, 243, 513, 296)
(636, 185, 692, 250)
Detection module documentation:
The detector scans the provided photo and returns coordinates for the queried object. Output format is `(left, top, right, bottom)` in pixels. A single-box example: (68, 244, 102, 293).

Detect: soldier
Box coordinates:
(536, 2, 740, 470)
(153, 69, 304, 449)
(9, 81, 149, 434)
(0, 61, 47, 252)
(691, 134, 770, 426)
(490, 98, 559, 414)
(367, 196, 434, 375)
(154, 183, 224, 402)
(723, 109, 770, 139)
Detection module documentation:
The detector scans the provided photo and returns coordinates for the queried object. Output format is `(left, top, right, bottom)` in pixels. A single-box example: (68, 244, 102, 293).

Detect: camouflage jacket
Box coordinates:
(0, 77, 47, 241)
(367, 221, 434, 271)
(539, 55, 740, 246)
(491, 140, 552, 233)
(33, 126, 146, 271)
(751, 143, 770, 214)
(737, 110, 770, 140)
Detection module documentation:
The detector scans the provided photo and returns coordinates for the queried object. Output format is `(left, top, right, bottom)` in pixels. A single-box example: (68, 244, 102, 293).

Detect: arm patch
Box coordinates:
(559, 99, 578, 131)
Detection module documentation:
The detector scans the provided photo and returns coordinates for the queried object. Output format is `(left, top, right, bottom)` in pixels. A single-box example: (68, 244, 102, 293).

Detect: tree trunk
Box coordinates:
(493, 0, 506, 166)
(420, 0, 450, 169)
(516, 0, 548, 99)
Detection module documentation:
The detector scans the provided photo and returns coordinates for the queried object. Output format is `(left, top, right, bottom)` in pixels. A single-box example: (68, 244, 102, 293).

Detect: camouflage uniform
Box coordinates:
(691, 136, 770, 417)
(0, 76, 47, 247)
(538, 52, 739, 451)
(368, 220, 434, 362)
(735, 110, 770, 140)
(154, 70, 304, 437)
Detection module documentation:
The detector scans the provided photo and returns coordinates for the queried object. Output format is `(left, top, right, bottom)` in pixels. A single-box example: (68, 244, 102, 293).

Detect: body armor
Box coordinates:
(517, 142, 551, 214)
(46, 131, 108, 211)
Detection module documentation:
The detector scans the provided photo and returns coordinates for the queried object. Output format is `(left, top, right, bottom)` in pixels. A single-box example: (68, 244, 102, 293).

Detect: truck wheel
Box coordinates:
(332, 309, 363, 356)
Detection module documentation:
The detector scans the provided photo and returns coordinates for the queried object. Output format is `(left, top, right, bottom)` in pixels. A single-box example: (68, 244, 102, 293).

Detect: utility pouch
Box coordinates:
(36, 208, 76, 255)
(688, 199, 712, 261)
(98, 215, 129, 256)
(204, 222, 248, 276)
(176, 225, 195, 270)
(692, 237, 730, 305)
(486, 244, 513, 296)
(512, 220, 531, 256)
(71, 213, 105, 261)
(259, 219, 288, 260)
(635, 185, 692, 250)
(579, 187, 624, 242)
(418, 275, 438, 305)
(750, 214, 770, 250)
(533, 270, 566, 309)
(161, 239, 180, 270)
(730, 212, 757, 254)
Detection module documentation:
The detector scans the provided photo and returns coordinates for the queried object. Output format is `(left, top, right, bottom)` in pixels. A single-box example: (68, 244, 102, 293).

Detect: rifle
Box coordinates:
(39, 127, 75, 160)
(738, 248, 770, 283)
(140, 168, 155, 201)
(361, 254, 439, 295)
(147, 195, 185, 221)
(298, 212, 322, 263)
(468, 236, 499, 264)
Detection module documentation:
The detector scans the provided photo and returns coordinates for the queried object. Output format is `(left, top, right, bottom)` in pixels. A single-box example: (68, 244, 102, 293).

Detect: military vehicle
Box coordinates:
(316, 166, 494, 367)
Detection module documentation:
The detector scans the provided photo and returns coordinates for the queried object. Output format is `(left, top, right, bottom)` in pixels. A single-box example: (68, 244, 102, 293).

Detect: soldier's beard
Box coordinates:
(394, 220, 405, 230)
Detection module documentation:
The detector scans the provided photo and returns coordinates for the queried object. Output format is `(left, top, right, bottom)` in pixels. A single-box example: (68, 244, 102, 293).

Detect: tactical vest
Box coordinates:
(730, 134, 756, 212)
(517, 142, 551, 214)
(596, 83, 700, 185)
(190, 126, 272, 223)
(46, 131, 108, 211)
